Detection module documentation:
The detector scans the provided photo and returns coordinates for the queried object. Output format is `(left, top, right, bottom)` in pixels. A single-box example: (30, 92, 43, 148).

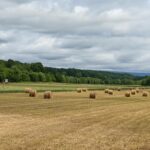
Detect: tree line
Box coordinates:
(0, 59, 149, 85)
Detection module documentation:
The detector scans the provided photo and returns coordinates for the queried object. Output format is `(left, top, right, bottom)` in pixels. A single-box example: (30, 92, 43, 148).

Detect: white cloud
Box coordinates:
(104, 8, 130, 21)
(0, 0, 150, 72)
(74, 6, 89, 15)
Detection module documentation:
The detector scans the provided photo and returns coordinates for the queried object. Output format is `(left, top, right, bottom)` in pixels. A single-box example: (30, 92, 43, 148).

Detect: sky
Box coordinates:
(0, 0, 150, 72)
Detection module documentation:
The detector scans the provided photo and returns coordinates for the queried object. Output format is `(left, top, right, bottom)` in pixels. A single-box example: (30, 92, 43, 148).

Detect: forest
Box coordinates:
(0, 59, 149, 85)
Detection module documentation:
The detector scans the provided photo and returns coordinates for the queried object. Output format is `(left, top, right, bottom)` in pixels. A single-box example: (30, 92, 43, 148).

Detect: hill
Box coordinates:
(0, 59, 146, 85)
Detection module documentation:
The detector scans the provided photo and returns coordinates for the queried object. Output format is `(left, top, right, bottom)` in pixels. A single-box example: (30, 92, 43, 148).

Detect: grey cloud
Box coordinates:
(0, 39, 8, 44)
(0, 0, 150, 72)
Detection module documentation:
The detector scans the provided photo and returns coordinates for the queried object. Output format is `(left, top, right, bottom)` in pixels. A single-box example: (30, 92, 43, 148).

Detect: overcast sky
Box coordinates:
(0, 0, 150, 72)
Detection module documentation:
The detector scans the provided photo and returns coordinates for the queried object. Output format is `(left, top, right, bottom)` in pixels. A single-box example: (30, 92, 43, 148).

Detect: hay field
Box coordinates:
(0, 82, 142, 93)
(0, 88, 150, 150)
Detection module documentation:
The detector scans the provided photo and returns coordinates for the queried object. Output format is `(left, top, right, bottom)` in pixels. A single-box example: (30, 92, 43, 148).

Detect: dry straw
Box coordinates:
(125, 92, 131, 97)
(136, 88, 140, 93)
(44, 91, 52, 99)
(89, 93, 96, 99)
(105, 89, 109, 93)
(131, 90, 136, 95)
(29, 90, 37, 97)
(77, 88, 82, 93)
(82, 88, 87, 92)
(108, 90, 113, 95)
(142, 91, 149, 97)
(117, 88, 121, 91)
(25, 88, 32, 93)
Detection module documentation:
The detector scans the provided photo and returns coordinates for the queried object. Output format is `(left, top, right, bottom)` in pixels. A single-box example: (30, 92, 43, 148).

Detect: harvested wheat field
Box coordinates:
(0, 90, 150, 150)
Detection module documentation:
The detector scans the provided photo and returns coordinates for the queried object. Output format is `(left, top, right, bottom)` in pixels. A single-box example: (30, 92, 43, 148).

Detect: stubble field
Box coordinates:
(0, 83, 150, 150)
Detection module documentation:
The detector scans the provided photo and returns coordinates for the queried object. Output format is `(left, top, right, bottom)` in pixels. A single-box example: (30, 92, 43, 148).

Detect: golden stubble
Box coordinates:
(0, 90, 150, 150)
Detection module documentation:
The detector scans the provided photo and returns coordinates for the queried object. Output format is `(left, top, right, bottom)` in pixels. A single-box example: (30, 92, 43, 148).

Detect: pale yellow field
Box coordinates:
(0, 90, 150, 150)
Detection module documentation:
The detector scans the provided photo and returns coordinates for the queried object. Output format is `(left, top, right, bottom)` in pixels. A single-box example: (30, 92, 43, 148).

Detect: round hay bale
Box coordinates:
(29, 90, 37, 97)
(131, 90, 136, 95)
(25, 88, 32, 93)
(108, 90, 113, 95)
(77, 88, 82, 93)
(125, 92, 131, 97)
(89, 93, 96, 99)
(117, 88, 121, 91)
(82, 88, 87, 92)
(142, 92, 148, 97)
(136, 88, 140, 93)
(44, 91, 52, 99)
(105, 89, 109, 93)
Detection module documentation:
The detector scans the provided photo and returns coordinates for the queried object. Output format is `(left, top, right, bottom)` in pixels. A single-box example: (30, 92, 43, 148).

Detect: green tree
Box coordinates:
(30, 63, 44, 72)
(8, 66, 22, 82)
(142, 77, 150, 85)
(29, 72, 39, 82)
(38, 72, 46, 82)
(21, 72, 30, 81)
(0, 71, 5, 82)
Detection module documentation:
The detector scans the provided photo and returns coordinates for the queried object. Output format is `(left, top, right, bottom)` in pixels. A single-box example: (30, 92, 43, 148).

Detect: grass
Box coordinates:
(0, 85, 150, 149)
(0, 82, 146, 93)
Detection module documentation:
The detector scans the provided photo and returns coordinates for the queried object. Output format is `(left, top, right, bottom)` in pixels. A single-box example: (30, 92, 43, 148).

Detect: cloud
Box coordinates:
(74, 6, 89, 15)
(0, 0, 150, 72)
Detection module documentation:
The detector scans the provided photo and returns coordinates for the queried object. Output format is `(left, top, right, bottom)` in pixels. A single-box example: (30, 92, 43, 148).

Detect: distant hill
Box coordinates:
(0, 59, 147, 85)
(129, 72, 150, 77)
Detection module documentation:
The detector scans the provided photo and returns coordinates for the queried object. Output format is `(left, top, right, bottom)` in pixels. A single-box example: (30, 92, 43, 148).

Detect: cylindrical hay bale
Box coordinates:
(89, 93, 96, 99)
(105, 89, 109, 93)
(82, 88, 87, 92)
(44, 91, 52, 99)
(108, 90, 113, 95)
(29, 90, 37, 97)
(25, 88, 32, 93)
(142, 92, 148, 97)
(125, 92, 131, 97)
(131, 90, 136, 95)
(77, 88, 82, 93)
(136, 88, 140, 93)
(118, 88, 121, 91)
